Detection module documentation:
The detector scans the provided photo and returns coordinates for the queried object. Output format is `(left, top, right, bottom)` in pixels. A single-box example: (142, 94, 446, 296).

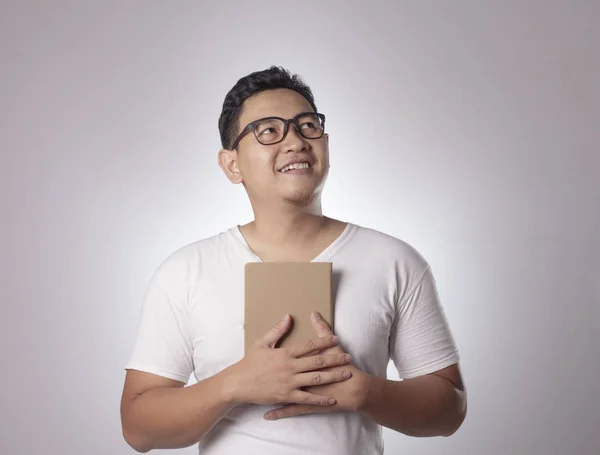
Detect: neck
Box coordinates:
(246, 199, 327, 247)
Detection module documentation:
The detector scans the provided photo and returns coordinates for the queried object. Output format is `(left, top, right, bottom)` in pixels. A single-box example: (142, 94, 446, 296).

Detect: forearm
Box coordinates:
(122, 370, 235, 452)
(359, 373, 466, 437)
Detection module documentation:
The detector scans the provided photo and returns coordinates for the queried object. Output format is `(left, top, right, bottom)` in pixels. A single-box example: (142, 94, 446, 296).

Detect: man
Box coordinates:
(120, 66, 467, 454)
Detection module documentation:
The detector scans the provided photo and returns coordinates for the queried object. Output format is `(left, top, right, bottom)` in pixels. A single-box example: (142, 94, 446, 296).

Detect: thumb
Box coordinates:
(311, 312, 333, 337)
(259, 314, 291, 348)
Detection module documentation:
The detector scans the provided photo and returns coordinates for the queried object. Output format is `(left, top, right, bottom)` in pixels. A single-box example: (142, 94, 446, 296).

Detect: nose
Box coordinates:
(280, 123, 309, 153)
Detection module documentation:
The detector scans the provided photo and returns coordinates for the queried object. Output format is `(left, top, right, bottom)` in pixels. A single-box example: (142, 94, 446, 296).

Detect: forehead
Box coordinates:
(239, 89, 313, 127)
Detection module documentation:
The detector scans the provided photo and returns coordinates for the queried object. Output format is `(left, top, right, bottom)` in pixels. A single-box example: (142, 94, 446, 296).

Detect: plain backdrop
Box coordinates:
(1, 1, 599, 454)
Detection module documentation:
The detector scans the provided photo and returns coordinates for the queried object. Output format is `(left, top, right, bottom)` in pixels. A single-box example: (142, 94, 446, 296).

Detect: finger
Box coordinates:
(257, 314, 291, 348)
(264, 404, 328, 421)
(311, 312, 334, 337)
(288, 390, 337, 407)
(288, 335, 339, 358)
(293, 353, 352, 373)
(294, 369, 352, 388)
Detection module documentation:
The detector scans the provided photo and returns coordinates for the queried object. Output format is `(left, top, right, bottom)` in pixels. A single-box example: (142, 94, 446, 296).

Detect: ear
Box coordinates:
(218, 148, 243, 184)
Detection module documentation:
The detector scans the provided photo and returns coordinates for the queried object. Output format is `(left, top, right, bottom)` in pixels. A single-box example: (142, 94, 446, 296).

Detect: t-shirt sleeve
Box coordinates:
(389, 265, 460, 379)
(125, 268, 194, 383)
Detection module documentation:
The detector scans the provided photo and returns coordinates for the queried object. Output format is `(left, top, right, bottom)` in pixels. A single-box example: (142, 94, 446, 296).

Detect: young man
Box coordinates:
(120, 66, 466, 454)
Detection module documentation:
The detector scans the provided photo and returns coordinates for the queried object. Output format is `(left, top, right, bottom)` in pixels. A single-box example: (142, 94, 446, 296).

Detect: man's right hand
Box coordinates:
(222, 314, 353, 407)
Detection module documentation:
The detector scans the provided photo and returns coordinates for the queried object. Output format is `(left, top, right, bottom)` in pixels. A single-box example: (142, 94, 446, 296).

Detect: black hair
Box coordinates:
(218, 66, 318, 149)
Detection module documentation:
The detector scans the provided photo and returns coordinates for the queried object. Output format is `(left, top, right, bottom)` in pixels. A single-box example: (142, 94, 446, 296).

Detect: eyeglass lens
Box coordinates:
(254, 113, 324, 145)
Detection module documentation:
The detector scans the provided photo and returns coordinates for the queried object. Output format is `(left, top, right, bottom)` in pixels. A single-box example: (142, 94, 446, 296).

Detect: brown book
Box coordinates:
(244, 262, 334, 355)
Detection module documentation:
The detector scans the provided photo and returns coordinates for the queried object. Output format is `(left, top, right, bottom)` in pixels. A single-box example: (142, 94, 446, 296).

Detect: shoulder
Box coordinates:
(339, 223, 437, 309)
(348, 223, 429, 271)
(152, 228, 237, 288)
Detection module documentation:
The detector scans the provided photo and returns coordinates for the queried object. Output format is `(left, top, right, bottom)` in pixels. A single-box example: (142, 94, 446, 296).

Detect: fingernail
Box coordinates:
(344, 354, 352, 362)
(282, 314, 289, 321)
(328, 398, 336, 405)
(331, 335, 339, 343)
(342, 370, 351, 379)
(312, 312, 321, 320)
(264, 413, 275, 420)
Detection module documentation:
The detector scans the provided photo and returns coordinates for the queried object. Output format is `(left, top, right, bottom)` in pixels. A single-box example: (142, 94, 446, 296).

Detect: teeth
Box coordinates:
(280, 162, 311, 172)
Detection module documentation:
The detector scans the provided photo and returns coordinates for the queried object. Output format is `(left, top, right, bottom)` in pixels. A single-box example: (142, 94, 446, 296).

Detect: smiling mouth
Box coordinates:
(279, 162, 312, 173)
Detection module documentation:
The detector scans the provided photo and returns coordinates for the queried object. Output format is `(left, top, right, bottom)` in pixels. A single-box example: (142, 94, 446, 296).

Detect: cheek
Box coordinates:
(314, 141, 329, 162)
(241, 150, 275, 180)
(316, 150, 330, 170)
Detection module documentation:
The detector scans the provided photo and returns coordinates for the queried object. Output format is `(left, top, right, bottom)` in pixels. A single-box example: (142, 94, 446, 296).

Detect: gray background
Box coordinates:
(1, 1, 599, 454)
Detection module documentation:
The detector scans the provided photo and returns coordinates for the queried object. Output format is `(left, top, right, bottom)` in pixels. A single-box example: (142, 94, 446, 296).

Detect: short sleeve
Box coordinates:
(125, 269, 194, 383)
(389, 265, 460, 379)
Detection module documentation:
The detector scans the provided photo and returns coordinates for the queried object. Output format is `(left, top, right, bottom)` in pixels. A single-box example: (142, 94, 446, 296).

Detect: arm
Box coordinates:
(359, 364, 467, 437)
(263, 358, 466, 438)
(120, 369, 235, 453)
(364, 263, 466, 436)
(121, 315, 354, 452)
(121, 266, 214, 452)
(265, 312, 467, 438)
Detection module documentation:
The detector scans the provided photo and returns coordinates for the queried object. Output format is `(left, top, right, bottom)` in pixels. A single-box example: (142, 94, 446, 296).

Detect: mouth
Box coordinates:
(278, 161, 312, 173)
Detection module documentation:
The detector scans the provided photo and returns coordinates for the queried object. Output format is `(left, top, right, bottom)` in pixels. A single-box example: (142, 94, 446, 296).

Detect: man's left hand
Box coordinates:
(263, 312, 370, 421)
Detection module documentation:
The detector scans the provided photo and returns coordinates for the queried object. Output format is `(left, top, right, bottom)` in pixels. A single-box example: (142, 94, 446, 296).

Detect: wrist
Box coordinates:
(217, 363, 244, 406)
(355, 371, 383, 414)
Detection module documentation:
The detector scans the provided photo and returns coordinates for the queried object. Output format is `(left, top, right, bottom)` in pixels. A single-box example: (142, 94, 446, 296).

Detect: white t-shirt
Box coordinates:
(126, 223, 460, 455)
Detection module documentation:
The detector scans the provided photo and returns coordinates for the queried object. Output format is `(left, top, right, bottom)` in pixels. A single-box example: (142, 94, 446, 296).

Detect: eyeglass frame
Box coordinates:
(229, 111, 326, 150)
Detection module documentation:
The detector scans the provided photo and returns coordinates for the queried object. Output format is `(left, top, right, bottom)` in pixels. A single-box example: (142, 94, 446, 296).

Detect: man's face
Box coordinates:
(228, 88, 329, 207)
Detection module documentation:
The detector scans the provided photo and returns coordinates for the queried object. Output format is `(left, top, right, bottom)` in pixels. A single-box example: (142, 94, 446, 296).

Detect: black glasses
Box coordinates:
(230, 112, 326, 150)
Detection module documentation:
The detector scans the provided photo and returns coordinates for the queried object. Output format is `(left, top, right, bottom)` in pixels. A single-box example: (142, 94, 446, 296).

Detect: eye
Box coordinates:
(255, 119, 282, 137)
(258, 127, 276, 136)
(300, 122, 316, 130)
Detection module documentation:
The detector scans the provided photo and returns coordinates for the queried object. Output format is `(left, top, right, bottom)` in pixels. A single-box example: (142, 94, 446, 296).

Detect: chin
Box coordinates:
(282, 180, 327, 207)
(282, 190, 316, 207)
(277, 170, 328, 207)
